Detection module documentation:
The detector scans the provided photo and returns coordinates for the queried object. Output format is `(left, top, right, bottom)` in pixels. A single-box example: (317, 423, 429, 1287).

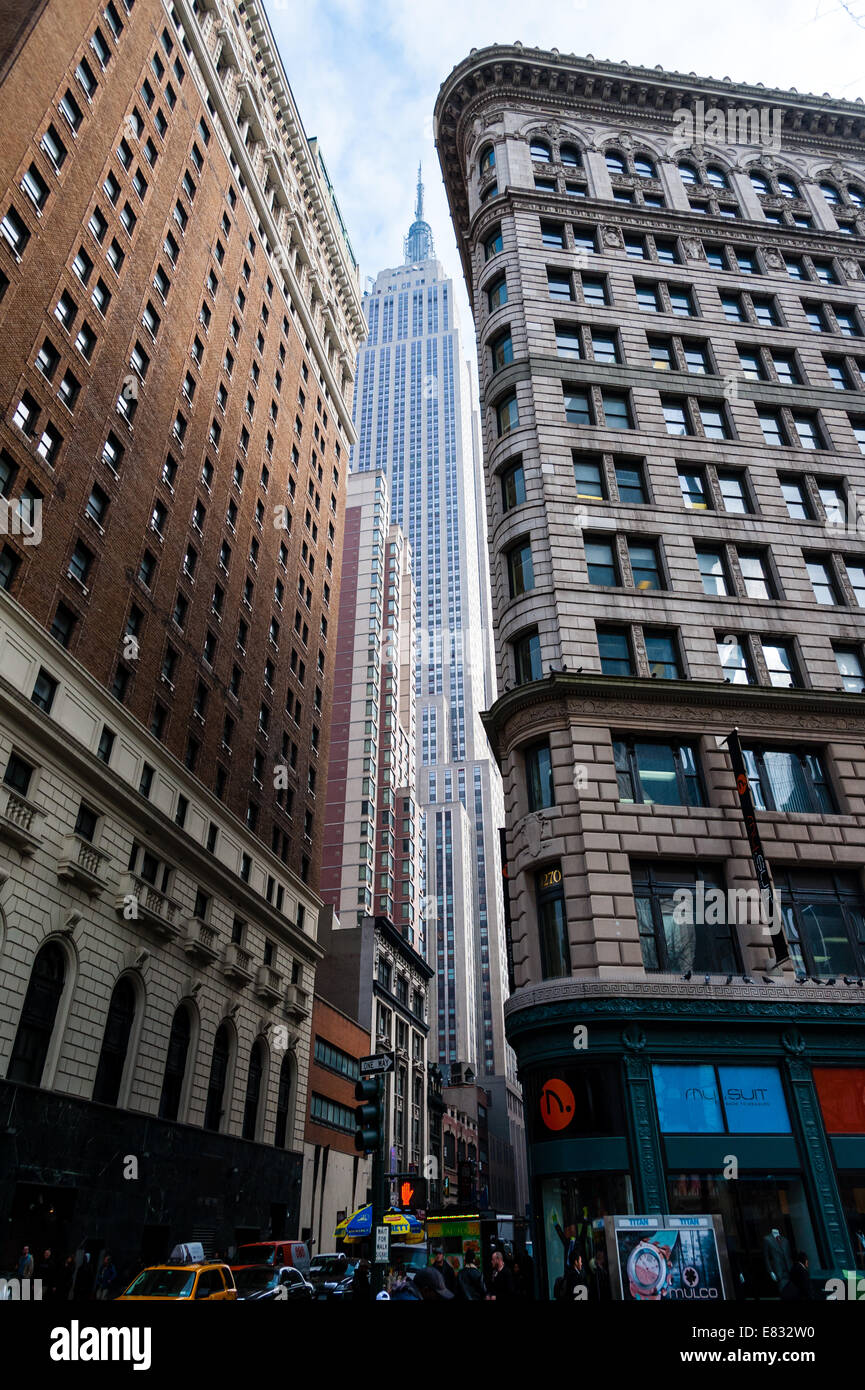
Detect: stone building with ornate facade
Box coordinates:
(436, 45, 865, 1296)
(0, 0, 363, 1274)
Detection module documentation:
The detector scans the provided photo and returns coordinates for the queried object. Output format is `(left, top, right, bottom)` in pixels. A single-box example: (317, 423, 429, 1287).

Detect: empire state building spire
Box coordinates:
(403, 161, 435, 263)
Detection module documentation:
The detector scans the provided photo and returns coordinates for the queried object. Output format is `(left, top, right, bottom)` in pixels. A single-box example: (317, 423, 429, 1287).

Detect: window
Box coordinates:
(644, 631, 680, 678)
(805, 556, 840, 606)
(614, 738, 704, 806)
(59, 89, 83, 132)
(555, 324, 581, 359)
(4, 750, 34, 797)
(846, 560, 865, 606)
(780, 475, 812, 520)
(36, 339, 60, 380)
(531, 139, 552, 162)
(696, 547, 730, 596)
(717, 471, 751, 514)
(501, 459, 525, 511)
(662, 399, 690, 436)
(834, 646, 865, 692)
(21, 164, 49, 211)
(40, 124, 67, 172)
(761, 639, 798, 688)
(487, 277, 507, 311)
(743, 746, 836, 814)
(636, 282, 661, 313)
(717, 635, 753, 685)
(699, 405, 728, 440)
(669, 288, 695, 318)
(574, 455, 605, 500)
(603, 392, 632, 429)
(778, 869, 865, 978)
(525, 741, 555, 810)
(32, 666, 59, 709)
(484, 228, 503, 260)
(592, 331, 619, 364)
(633, 862, 737, 975)
(506, 540, 534, 598)
(738, 550, 774, 599)
(615, 462, 647, 504)
(547, 270, 573, 302)
(585, 536, 618, 586)
(514, 629, 542, 684)
(536, 868, 571, 979)
(496, 394, 518, 436)
(628, 539, 662, 590)
(541, 221, 565, 249)
(565, 389, 592, 426)
(597, 626, 632, 676)
(581, 276, 608, 306)
(490, 330, 513, 371)
(7, 942, 67, 1087)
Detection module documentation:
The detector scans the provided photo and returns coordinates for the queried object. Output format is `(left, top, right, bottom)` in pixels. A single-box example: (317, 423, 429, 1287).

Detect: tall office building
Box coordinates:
(0, 0, 363, 1270)
(437, 45, 865, 1295)
(350, 169, 527, 1211)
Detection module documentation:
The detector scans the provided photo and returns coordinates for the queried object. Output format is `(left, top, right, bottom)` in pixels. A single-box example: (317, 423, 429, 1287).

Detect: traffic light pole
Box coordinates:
(372, 1073, 387, 1296)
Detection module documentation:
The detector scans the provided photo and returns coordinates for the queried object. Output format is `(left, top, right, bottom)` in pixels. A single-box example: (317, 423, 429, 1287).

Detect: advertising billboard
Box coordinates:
(606, 1214, 730, 1302)
(652, 1064, 792, 1134)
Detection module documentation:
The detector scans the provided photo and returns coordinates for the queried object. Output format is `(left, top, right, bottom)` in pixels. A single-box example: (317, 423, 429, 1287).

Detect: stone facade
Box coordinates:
(436, 46, 865, 1295)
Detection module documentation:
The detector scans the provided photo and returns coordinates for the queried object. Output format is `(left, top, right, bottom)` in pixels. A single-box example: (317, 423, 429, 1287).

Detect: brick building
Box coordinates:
(0, 0, 363, 1274)
(436, 46, 865, 1296)
(301, 993, 370, 1255)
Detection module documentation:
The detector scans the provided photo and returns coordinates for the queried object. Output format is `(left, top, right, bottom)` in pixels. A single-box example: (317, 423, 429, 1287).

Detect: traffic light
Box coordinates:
(354, 1076, 382, 1153)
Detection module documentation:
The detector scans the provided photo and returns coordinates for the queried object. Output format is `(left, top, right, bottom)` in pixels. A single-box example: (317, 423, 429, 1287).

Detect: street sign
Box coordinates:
(360, 1052, 394, 1076)
(375, 1224, 390, 1263)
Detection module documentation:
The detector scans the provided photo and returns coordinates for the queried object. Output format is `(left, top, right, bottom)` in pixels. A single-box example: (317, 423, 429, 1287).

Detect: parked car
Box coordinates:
(232, 1264, 314, 1302)
(117, 1262, 237, 1301)
(308, 1253, 356, 1299)
(233, 1241, 310, 1276)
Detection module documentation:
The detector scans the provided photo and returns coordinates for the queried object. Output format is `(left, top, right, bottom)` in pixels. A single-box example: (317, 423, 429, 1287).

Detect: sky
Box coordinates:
(267, 0, 865, 349)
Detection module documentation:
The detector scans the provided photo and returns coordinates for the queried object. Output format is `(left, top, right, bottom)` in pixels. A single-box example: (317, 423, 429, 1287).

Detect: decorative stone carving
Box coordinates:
(781, 1027, 806, 1055)
(622, 1022, 647, 1051)
(524, 812, 553, 859)
(602, 226, 622, 248)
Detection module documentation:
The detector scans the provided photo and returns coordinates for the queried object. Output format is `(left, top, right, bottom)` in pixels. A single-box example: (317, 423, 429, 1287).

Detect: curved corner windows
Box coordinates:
(496, 393, 519, 437)
(484, 228, 503, 260)
(479, 145, 495, 176)
(536, 866, 571, 979)
(514, 628, 542, 684)
(487, 276, 507, 312)
(525, 740, 555, 811)
(500, 459, 525, 511)
(506, 539, 534, 597)
(490, 330, 513, 372)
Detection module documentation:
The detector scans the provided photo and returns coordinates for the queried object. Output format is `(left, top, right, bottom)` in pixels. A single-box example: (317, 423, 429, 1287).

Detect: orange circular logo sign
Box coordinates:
(540, 1078, 575, 1131)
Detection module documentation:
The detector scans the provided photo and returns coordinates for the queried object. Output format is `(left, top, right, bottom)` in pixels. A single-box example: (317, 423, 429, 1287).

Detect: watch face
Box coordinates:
(627, 1243, 668, 1297)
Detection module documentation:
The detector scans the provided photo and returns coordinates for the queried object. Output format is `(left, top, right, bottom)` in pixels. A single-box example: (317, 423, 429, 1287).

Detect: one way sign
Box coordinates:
(359, 1052, 394, 1076)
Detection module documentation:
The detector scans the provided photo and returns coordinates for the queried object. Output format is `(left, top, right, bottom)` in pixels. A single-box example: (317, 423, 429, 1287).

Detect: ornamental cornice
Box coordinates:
(481, 674, 865, 759)
(503, 976, 865, 1023)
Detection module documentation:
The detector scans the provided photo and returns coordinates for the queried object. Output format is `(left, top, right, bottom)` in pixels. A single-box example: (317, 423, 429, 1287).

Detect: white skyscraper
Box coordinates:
(350, 171, 525, 1207)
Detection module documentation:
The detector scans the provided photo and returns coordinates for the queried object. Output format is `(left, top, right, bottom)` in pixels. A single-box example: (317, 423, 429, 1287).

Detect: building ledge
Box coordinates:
(114, 872, 184, 941)
(182, 916, 220, 965)
(57, 832, 109, 896)
(283, 983, 309, 1020)
(0, 785, 43, 855)
(254, 963, 284, 1003)
(222, 941, 253, 985)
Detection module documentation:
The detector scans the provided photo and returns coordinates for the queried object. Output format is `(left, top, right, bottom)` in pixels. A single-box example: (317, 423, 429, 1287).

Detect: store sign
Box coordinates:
(717, 1066, 791, 1134)
(609, 1214, 727, 1302)
(539, 1078, 575, 1132)
(815, 1068, 865, 1134)
(539, 868, 562, 889)
(653, 1065, 723, 1133)
(653, 1064, 791, 1134)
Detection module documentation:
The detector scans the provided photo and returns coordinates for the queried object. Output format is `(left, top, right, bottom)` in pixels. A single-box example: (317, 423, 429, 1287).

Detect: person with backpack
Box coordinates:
(457, 1248, 487, 1300)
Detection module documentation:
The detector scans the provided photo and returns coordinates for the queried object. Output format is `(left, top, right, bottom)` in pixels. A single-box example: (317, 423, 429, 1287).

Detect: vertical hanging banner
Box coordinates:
(726, 729, 789, 968)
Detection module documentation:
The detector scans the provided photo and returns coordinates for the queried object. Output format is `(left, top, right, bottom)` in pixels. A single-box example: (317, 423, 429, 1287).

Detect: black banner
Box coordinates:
(726, 730, 789, 968)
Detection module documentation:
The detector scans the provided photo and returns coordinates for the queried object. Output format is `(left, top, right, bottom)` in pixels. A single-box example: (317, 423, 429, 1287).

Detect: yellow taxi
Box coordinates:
(117, 1262, 237, 1301)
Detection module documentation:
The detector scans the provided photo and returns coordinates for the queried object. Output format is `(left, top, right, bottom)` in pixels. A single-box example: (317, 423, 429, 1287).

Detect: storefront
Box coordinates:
(507, 982, 865, 1298)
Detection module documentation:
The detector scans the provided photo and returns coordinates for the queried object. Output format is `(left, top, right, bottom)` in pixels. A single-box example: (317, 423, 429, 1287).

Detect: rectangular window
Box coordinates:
(743, 746, 836, 814)
(628, 539, 662, 590)
(738, 550, 774, 599)
(585, 536, 618, 586)
(717, 635, 753, 684)
(615, 462, 647, 504)
(574, 455, 605, 500)
(614, 739, 704, 807)
(644, 630, 680, 679)
(602, 391, 632, 429)
(696, 547, 730, 596)
(555, 324, 581, 359)
(597, 626, 632, 676)
(761, 639, 798, 688)
(565, 389, 592, 426)
(507, 541, 534, 598)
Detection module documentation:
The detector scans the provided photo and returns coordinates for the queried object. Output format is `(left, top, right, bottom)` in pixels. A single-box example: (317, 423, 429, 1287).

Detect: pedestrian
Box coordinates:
(589, 1247, 611, 1302)
(456, 1248, 487, 1301)
(781, 1251, 813, 1301)
(72, 1252, 93, 1301)
(56, 1255, 76, 1303)
(388, 1263, 422, 1300)
(17, 1245, 34, 1280)
(95, 1252, 116, 1301)
(431, 1247, 458, 1295)
(565, 1249, 588, 1299)
(413, 1267, 454, 1301)
(487, 1249, 516, 1300)
(36, 1248, 56, 1299)
(350, 1258, 373, 1302)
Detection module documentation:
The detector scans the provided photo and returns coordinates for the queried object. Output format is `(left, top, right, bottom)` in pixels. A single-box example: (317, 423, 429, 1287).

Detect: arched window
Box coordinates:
(158, 1004, 191, 1121)
(848, 185, 864, 208)
(560, 144, 581, 168)
(479, 145, 495, 177)
(605, 151, 626, 175)
(242, 1038, 265, 1140)
(204, 1022, 231, 1132)
(530, 139, 551, 162)
(705, 166, 728, 189)
(92, 977, 136, 1106)
(820, 181, 840, 206)
(274, 1052, 293, 1148)
(750, 171, 770, 194)
(778, 176, 799, 199)
(634, 155, 656, 178)
(7, 941, 66, 1086)
(678, 162, 698, 185)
